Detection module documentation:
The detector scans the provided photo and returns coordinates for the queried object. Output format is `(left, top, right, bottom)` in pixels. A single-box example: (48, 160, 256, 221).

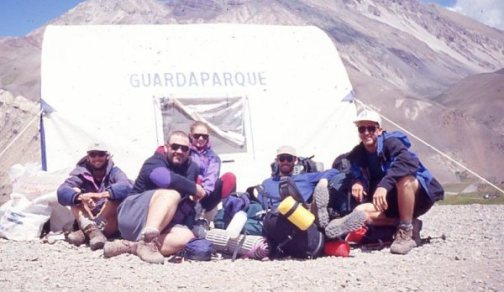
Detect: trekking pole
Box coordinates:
(422, 234, 447, 244)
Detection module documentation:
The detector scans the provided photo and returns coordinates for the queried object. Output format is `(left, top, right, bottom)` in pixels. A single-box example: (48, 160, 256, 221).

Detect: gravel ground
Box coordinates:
(0, 204, 502, 291)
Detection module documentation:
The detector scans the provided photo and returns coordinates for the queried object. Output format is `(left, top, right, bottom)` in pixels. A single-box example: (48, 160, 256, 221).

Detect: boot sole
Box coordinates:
(325, 210, 367, 239)
(313, 185, 330, 228)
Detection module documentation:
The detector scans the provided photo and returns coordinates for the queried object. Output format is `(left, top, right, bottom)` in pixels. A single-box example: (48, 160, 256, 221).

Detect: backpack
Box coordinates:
(262, 210, 324, 259)
(213, 193, 265, 236)
(260, 176, 325, 259)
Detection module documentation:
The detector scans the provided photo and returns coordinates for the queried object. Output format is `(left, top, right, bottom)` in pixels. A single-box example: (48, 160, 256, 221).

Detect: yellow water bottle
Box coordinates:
(278, 196, 315, 231)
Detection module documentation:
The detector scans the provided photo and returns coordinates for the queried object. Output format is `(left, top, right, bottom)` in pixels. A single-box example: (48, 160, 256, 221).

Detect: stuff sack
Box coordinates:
(262, 210, 324, 259)
(183, 238, 213, 261)
(213, 195, 264, 236)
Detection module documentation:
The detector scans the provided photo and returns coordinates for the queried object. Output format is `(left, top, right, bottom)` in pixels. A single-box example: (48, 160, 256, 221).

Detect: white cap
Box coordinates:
(87, 141, 109, 152)
(353, 109, 382, 126)
(276, 145, 297, 157)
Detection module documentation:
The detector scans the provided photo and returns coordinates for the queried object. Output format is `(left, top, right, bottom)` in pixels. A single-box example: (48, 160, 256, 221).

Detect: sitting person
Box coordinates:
(57, 142, 133, 250)
(188, 121, 236, 221)
(257, 145, 338, 209)
(325, 109, 444, 255)
(103, 131, 206, 264)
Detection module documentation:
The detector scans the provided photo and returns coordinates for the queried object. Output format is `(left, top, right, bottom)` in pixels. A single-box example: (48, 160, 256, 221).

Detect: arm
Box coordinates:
(201, 151, 221, 194)
(376, 137, 419, 192)
(149, 166, 197, 198)
(57, 173, 84, 206)
(106, 167, 133, 201)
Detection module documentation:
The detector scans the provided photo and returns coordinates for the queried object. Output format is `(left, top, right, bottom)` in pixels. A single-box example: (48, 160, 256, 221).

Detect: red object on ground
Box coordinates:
(324, 240, 350, 257)
(345, 226, 368, 244)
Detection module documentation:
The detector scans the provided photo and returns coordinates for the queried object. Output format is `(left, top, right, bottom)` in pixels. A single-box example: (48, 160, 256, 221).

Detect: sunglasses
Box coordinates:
(192, 133, 209, 140)
(88, 151, 107, 158)
(358, 125, 378, 134)
(278, 155, 295, 163)
(170, 143, 190, 152)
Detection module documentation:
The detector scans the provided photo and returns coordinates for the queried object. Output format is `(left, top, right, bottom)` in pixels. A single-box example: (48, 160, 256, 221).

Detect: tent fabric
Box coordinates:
(41, 24, 358, 189)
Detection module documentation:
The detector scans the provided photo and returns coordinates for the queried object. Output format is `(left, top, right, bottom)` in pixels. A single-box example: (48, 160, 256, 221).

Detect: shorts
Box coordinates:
(117, 190, 195, 241)
(384, 182, 433, 219)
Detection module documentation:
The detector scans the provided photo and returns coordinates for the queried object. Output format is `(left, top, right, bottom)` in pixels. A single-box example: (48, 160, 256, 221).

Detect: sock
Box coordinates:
(398, 221, 413, 231)
(78, 215, 95, 230)
(141, 226, 160, 241)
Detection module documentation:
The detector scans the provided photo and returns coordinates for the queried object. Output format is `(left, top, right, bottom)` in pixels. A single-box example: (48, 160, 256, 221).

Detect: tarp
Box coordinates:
(41, 24, 358, 189)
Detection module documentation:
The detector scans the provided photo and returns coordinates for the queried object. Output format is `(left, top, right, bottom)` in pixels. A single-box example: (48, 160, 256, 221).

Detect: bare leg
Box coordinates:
(355, 203, 396, 226)
(396, 176, 419, 223)
(158, 226, 195, 256)
(99, 200, 120, 237)
(145, 189, 181, 231)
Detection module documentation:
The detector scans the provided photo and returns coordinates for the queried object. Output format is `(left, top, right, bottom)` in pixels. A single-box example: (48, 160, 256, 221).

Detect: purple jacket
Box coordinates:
(57, 157, 133, 206)
(189, 143, 221, 195)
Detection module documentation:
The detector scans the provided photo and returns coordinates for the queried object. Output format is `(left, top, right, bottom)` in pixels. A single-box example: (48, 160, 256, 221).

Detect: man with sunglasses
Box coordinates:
(327, 109, 443, 254)
(105, 131, 206, 264)
(258, 145, 338, 209)
(57, 142, 133, 251)
(189, 121, 236, 220)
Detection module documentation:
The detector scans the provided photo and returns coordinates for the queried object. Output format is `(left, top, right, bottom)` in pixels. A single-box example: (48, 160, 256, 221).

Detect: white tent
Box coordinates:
(41, 24, 358, 189)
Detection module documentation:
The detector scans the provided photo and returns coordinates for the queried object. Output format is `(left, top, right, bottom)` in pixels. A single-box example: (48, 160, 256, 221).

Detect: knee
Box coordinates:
(396, 176, 418, 192)
(151, 189, 182, 205)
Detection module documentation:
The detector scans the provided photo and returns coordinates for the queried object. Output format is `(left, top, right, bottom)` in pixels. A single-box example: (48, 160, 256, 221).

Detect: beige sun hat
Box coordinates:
(87, 141, 109, 153)
(353, 109, 382, 126)
(276, 145, 297, 157)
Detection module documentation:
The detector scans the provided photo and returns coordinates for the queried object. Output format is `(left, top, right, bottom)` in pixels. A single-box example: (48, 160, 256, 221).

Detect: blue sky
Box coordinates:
(0, 0, 84, 36)
(0, 0, 501, 36)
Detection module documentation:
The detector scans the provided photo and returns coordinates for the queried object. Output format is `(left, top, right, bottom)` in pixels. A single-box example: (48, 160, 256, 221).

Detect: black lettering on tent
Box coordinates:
(212, 73, 222, 86)
(164, 73, 174, 87)
(188, 72, 198, 87)
(235, 72, 245, 86)
(130, 74, 140, 87)
(223, 72, 233, 86)
(153, 73, 162, 87)
(142, 73, 151, 87)
(200, 72, 210, 86)
(258, 72, 267, 86)
(176, 73, 186, 87)
(246, 72, 257, 86)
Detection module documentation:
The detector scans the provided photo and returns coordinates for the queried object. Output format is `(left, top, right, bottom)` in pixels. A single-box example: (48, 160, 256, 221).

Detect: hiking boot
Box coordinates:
(65, 229, 87, 247)
(390, 226, 416, 255)
(325, 209, 367, 239)
(83, 224, 107, 251)
(136, 230, 164, 264)
(104, 240, 138, 258)
(312, 184, 330, 228)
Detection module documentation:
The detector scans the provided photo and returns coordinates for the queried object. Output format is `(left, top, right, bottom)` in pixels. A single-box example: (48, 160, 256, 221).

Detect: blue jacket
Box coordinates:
(129, 146, 200, 198)
(258, 168, 340, 209)
(348, 131, 444, 202)
(57, 157, 133, 206)
(189, 144, 221, 195)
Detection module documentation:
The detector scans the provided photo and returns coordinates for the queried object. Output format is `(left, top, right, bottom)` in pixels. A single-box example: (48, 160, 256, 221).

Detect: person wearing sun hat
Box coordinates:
(57, 141, 133, 251)
(325, 108, 444, 254)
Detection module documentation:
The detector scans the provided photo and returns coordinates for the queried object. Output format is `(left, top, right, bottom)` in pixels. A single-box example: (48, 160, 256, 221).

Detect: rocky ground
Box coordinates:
(0, 204, 502, 291)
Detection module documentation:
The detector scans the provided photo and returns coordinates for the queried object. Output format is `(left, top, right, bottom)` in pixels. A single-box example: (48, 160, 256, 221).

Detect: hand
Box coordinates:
(351, 181, 367, 203)
(372, 187, 388, 212)
(193, 184, 206, 201)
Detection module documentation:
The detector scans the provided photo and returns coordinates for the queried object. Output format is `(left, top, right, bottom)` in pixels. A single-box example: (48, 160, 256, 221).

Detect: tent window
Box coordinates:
(159, 97, 247, 154)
